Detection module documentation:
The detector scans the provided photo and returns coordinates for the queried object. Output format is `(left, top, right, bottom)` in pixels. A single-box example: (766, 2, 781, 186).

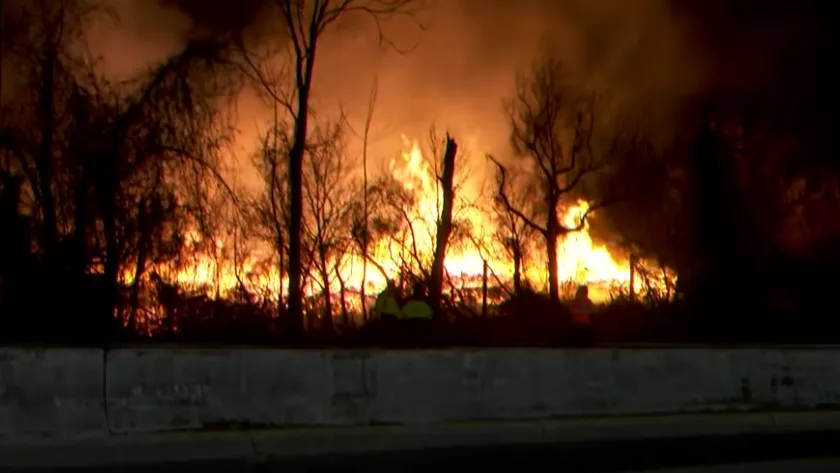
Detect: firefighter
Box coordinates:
(361, 280, 402, 344)
(400, 281, 433, 320)
(372, 279, 401, 322)
(398, 281, 434, 345)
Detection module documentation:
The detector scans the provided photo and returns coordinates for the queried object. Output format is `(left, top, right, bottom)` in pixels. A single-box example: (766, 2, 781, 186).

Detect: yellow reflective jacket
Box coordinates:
(373, 291, 400, 319)
(401, 300, 433, 320)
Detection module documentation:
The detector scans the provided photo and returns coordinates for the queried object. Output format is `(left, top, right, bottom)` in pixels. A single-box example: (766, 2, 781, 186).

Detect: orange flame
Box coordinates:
(146, 138, 674, 305)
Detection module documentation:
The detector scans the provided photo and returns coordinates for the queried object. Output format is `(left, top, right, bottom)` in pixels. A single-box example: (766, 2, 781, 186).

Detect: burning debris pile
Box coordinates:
(5, 0, 833, 346)
(149, 136, 675, 325)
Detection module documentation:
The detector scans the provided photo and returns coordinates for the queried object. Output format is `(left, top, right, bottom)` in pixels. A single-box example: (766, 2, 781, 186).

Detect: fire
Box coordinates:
(146, 137, 673, 306)
(557, 202, 631, 284)
(379, 136, 489, 278)
(368, 138, 654, 301)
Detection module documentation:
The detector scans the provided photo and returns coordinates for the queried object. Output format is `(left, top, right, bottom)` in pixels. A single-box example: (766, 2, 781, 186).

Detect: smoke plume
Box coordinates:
(7, 0, 834, 157)
(76, 0, 704, 161)
(8, 0, 834, 208)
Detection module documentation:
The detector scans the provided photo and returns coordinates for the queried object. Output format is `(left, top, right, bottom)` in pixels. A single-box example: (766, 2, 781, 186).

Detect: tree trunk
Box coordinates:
(36, 53, 59, 261)
(688, 102, 739, 315)
(319, 250, 333, 332)
(481, 260, 488, 318)
(271, 101, 285, 316)
(72, 181, 90, 275)
(512, 242, 523, 295)
(102, 206, 119, 341)
(334, 263, 349, 328)
(129, 228, 149, 333)
(0, 10, 4, 114)
(546, 194, 561, 303)
(287, 143, 304, 333)
(361, 155, 369, 320)
(360, 261, 367, 321)
(428, 136, 458, 313)
(546, 230, 559, 302)
(287, 53, 316, 336)
(277, 234, 285, 314)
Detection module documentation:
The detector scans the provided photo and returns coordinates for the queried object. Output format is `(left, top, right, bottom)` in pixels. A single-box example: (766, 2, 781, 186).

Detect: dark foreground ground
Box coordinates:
(635, 459, 840, 472)
(13, 430, 840, 473)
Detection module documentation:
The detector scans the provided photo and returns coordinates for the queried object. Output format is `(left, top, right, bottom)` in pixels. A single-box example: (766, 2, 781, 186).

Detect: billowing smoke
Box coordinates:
(8, 0, 832, 256)
(672, 0, 837, 168)
(0, 0, 710, 254)
(7, 0, 833, 158)
(139, 0, 702, 160)
(157, 0, 270, 36)
(672, 0, 836, 94)
(588, 0, 839, 261)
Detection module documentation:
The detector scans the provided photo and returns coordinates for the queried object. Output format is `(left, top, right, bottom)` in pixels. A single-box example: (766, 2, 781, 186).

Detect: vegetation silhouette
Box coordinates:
(1, 0, 839, 347)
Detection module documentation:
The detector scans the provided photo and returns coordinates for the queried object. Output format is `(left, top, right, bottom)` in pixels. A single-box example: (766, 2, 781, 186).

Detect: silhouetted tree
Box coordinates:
(490, 55, 618, 303)
(250, 100, 291, 315)
(0, 0, 240, 340)
(349, 175, 406, 289)
(357, 78, 378, 319)
(301, 122, 358, 332)
(427, 135, 457, 314)
(491, 168, 537, 296)
(238, 0, 425, 335)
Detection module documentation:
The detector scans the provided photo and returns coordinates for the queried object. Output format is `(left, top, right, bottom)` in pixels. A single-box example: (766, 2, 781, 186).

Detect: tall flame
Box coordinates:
(369, 138, 649, 299)
(146, 137, 673, 306)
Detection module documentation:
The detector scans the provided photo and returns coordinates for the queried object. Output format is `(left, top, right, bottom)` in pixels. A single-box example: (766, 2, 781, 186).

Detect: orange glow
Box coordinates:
(147, 138, 674, 306)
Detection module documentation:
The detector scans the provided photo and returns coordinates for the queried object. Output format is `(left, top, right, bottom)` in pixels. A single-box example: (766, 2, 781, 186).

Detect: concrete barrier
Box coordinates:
(0, 347, 106, 437)
(364, 349, 840, 423)
(4, 346, 840, 436)
(104, 347, 840, 432)
(105, 349, 368, 433)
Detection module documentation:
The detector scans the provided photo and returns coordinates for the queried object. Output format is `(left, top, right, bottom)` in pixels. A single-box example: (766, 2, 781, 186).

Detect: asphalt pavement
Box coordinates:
(12, 430, 840, 473)
(633, 458, 840, 472)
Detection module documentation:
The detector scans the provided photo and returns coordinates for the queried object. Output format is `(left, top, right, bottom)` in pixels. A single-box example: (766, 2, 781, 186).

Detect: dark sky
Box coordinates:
(4, 0, 835, 175)
(152, 0, 837, 138)
(673, 0, 837, 95)
(3, 0, 834, 263)
(683, 0, 837, 169)
(152, 0, 700, 160)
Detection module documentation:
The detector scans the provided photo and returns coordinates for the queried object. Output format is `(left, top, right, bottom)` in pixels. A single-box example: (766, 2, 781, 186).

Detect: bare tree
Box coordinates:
(427, 134, 457, 313)
(1, 0, 97, 262)
(489, 55, 618, 303)
(491, 168, 537, 295)
(1, 0, 240, 338)
(301, 122, 357, 332)
(238, 0, 425, 334)
(384, 178, 428, 281)
(349, 178, 401, 284)
(370, 130, 472, 307)
(358, 77, 378, 319)
(251, 101, 291, 314)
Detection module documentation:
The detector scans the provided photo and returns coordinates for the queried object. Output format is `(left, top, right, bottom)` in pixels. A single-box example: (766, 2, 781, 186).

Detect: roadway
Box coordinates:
(20, 459, 838, 473)
(634, 458, 840, 472)
(12, 430, 840, 472)
(16, 460, 837, 473)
